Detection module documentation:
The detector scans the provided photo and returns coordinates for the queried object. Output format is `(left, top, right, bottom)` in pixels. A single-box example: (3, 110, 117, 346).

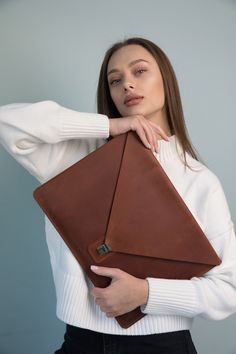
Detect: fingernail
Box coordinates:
(91, 265, 98, 270)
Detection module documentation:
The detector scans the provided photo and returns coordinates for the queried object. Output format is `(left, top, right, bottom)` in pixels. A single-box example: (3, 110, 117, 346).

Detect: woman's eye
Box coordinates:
(109, 68, 147, 86)
(136, 68, 146, 75)
(110, 79, 120, 85)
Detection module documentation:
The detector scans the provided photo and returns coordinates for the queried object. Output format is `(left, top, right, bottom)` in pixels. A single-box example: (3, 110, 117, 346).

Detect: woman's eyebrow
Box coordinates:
(107, 59, 149, 76)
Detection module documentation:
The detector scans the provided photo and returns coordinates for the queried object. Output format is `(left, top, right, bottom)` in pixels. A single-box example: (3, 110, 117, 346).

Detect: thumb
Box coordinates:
(90, 265, 120, 279)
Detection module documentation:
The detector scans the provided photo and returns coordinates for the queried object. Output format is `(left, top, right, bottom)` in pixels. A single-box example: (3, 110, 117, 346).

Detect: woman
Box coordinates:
(0, 37, 236, 354)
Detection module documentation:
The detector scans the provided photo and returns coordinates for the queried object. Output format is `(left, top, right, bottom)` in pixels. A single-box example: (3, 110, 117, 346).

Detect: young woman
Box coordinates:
(0, 37, 236, 354)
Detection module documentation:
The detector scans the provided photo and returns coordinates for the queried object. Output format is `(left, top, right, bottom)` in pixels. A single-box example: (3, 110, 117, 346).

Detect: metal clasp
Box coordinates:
(96, 243, 111, 255)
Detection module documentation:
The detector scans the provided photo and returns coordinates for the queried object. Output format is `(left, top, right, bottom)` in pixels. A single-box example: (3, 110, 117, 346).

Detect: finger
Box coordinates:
(139, 120, 158, 153)
(148, 121, 170, 141)
(134, 117, 157, 152)
(90, 265, 118, 278)
(134, 125, 154, 151)
(91, 289, 103, 299)
(131, 116, 155, 151)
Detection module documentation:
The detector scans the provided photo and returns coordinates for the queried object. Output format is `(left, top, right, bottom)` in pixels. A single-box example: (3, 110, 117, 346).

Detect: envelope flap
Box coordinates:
(104, 132, 221, 267)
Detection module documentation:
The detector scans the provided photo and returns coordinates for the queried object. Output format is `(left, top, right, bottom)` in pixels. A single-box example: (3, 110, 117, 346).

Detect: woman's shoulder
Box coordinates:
(185, 152, 223, 193)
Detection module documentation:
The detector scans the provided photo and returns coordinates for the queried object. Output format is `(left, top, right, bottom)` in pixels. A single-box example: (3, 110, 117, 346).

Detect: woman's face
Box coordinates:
(107, 44, 166, 121)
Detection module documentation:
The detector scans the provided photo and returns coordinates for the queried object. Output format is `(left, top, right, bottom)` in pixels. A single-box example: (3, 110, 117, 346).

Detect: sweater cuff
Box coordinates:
(59, 110, 110, 140)
(140, 277, 202, 318)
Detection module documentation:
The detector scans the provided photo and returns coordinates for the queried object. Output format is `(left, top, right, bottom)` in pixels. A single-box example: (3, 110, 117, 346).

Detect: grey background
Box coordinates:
(0, 0, 235, 353)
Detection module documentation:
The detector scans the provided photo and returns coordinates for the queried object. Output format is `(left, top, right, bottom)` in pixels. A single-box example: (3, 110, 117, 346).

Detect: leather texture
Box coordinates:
(33, 131, 221, 329)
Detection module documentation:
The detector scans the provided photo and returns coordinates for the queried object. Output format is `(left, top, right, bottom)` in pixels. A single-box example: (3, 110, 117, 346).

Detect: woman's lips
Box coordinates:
(125, 97, 144, 106)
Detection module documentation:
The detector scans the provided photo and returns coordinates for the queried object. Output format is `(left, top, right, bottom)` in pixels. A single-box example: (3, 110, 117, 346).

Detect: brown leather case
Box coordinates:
(33, 131, 221, 329)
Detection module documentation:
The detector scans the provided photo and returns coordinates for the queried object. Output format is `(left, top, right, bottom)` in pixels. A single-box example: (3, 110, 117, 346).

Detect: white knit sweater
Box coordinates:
(0, 100, 236, 335)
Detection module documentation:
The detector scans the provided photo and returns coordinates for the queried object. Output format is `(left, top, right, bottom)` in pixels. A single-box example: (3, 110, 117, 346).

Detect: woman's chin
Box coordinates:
(122, 108, 146, 117)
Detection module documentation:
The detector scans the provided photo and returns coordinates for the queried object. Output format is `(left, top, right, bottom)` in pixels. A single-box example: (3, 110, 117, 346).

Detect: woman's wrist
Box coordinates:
(108, 118, 117, 137)
(140, 279, 149, 306)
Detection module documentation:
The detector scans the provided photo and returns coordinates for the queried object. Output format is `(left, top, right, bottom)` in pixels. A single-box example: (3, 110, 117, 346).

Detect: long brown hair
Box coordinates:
(96, 37, 206, 171)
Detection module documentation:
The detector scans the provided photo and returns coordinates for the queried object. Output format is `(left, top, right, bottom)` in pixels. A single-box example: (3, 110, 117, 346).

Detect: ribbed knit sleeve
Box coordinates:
(0, 100, 109, 144)
(141, 178, 236, 321)
(0, 100, 109, 182)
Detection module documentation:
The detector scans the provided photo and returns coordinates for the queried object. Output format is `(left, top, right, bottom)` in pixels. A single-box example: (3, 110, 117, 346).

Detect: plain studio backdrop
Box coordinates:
(0, 1, 235, 353)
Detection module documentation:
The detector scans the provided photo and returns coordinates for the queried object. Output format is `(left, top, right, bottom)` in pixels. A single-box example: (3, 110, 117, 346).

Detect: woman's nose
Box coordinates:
(123, 82, 134, 91)
(122, 72, 135, 90)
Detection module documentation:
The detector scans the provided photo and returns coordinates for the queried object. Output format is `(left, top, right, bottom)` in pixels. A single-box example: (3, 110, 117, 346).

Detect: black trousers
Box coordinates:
(54, 324, 198, 354)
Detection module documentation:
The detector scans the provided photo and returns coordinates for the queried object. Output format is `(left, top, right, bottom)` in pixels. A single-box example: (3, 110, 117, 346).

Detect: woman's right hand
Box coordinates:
(109, 115, 170, 153)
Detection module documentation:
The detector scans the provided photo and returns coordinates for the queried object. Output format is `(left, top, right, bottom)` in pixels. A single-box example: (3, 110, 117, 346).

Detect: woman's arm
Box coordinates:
(140, 177, 236, 320)
(0, 100, 110, 183)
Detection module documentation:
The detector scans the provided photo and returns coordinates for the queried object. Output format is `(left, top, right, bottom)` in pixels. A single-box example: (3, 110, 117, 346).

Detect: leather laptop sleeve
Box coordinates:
(33, 131, 221, 329)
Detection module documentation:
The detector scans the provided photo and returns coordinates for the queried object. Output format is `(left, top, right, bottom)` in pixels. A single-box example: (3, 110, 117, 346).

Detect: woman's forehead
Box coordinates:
(107, 45, 154, 73)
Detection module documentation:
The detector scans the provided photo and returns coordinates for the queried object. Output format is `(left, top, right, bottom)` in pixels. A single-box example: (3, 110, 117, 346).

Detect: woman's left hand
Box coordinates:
(90, 265, 149, 318)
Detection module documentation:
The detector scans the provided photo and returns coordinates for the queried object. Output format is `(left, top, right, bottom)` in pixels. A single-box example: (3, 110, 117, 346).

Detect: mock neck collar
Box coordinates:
(154, 134, 183, 163)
